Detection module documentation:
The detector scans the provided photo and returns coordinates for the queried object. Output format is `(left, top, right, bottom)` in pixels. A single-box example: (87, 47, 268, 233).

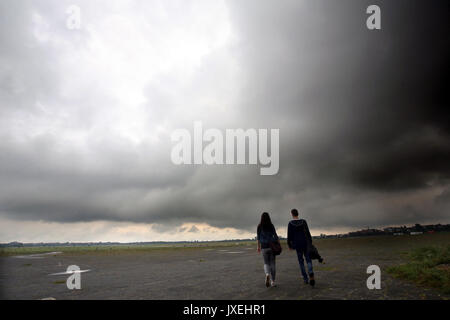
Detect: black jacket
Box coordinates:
(287, 219, 312, 250)
(257, 224, 279, 249)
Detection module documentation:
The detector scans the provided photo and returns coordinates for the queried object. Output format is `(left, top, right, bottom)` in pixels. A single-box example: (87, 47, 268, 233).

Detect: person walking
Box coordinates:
(257, 212, 280, 287)
(287, 208, 315, 286)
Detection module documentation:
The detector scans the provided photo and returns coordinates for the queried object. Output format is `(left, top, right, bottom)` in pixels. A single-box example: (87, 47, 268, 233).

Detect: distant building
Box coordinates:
(348, 228, 385, 237)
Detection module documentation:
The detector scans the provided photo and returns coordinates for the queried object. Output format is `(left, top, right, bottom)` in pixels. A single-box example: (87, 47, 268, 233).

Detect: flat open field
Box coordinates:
(1, 233, 449, 300)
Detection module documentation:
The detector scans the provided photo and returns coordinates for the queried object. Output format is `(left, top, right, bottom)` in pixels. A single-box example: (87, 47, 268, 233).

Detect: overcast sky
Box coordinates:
(0, 0, 448, 242)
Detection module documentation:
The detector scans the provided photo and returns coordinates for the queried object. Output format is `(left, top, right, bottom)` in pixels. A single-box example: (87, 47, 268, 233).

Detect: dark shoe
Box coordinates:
(309, 273, 315, 287)
(303, 278, 309, 285)
(265, 274, 270, 287)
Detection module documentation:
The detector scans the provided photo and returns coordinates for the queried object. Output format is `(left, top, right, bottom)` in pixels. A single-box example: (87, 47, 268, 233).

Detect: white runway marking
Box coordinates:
(49, 269, 91, 276)
(14, 252, 62, 259)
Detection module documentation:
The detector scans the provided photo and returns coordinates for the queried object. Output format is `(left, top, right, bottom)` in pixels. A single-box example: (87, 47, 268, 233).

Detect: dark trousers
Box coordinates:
(296, 247, 313, 280)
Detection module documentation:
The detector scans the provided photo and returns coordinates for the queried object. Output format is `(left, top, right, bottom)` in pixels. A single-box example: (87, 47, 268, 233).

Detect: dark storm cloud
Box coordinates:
(219, 0, 450, 228)
(227, 0, 449, 190)
(0, 0, 448, 236)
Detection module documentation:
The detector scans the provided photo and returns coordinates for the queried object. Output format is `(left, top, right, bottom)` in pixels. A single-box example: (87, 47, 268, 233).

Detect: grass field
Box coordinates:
(387, 245, 450, 294)
(1, 232, 449, 299)
(0, 240, 256, 256)
(1, 232, 449, 256)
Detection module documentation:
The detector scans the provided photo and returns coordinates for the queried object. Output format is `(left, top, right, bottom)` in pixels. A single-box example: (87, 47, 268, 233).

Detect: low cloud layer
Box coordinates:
(0, 0, 448, 241)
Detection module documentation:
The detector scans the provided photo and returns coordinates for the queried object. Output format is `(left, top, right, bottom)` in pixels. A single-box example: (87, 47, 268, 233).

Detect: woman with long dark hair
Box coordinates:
(257, 212, 280, 287)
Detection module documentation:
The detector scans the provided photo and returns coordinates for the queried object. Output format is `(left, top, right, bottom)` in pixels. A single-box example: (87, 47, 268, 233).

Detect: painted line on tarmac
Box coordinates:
(49, 269, 91, 276)
(14, 252, 62, 259)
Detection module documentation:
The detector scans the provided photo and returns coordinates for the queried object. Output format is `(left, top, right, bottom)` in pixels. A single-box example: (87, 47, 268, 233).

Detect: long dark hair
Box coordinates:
(259, 212, 273, 231)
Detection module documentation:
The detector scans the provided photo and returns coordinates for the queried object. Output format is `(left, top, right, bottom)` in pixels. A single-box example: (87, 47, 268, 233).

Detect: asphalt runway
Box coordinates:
(0, 243, 447, 300)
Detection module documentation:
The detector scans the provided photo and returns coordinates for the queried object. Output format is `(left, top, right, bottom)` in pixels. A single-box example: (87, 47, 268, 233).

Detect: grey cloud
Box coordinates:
(0, 0, 449, 238)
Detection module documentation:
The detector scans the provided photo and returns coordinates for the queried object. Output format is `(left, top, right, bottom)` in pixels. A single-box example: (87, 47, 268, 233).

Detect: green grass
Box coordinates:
(313, 232, 450, 252)
(1, 232, 448, 261)
(0, 241, 257, 257)
(387, 245, 450, 294)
